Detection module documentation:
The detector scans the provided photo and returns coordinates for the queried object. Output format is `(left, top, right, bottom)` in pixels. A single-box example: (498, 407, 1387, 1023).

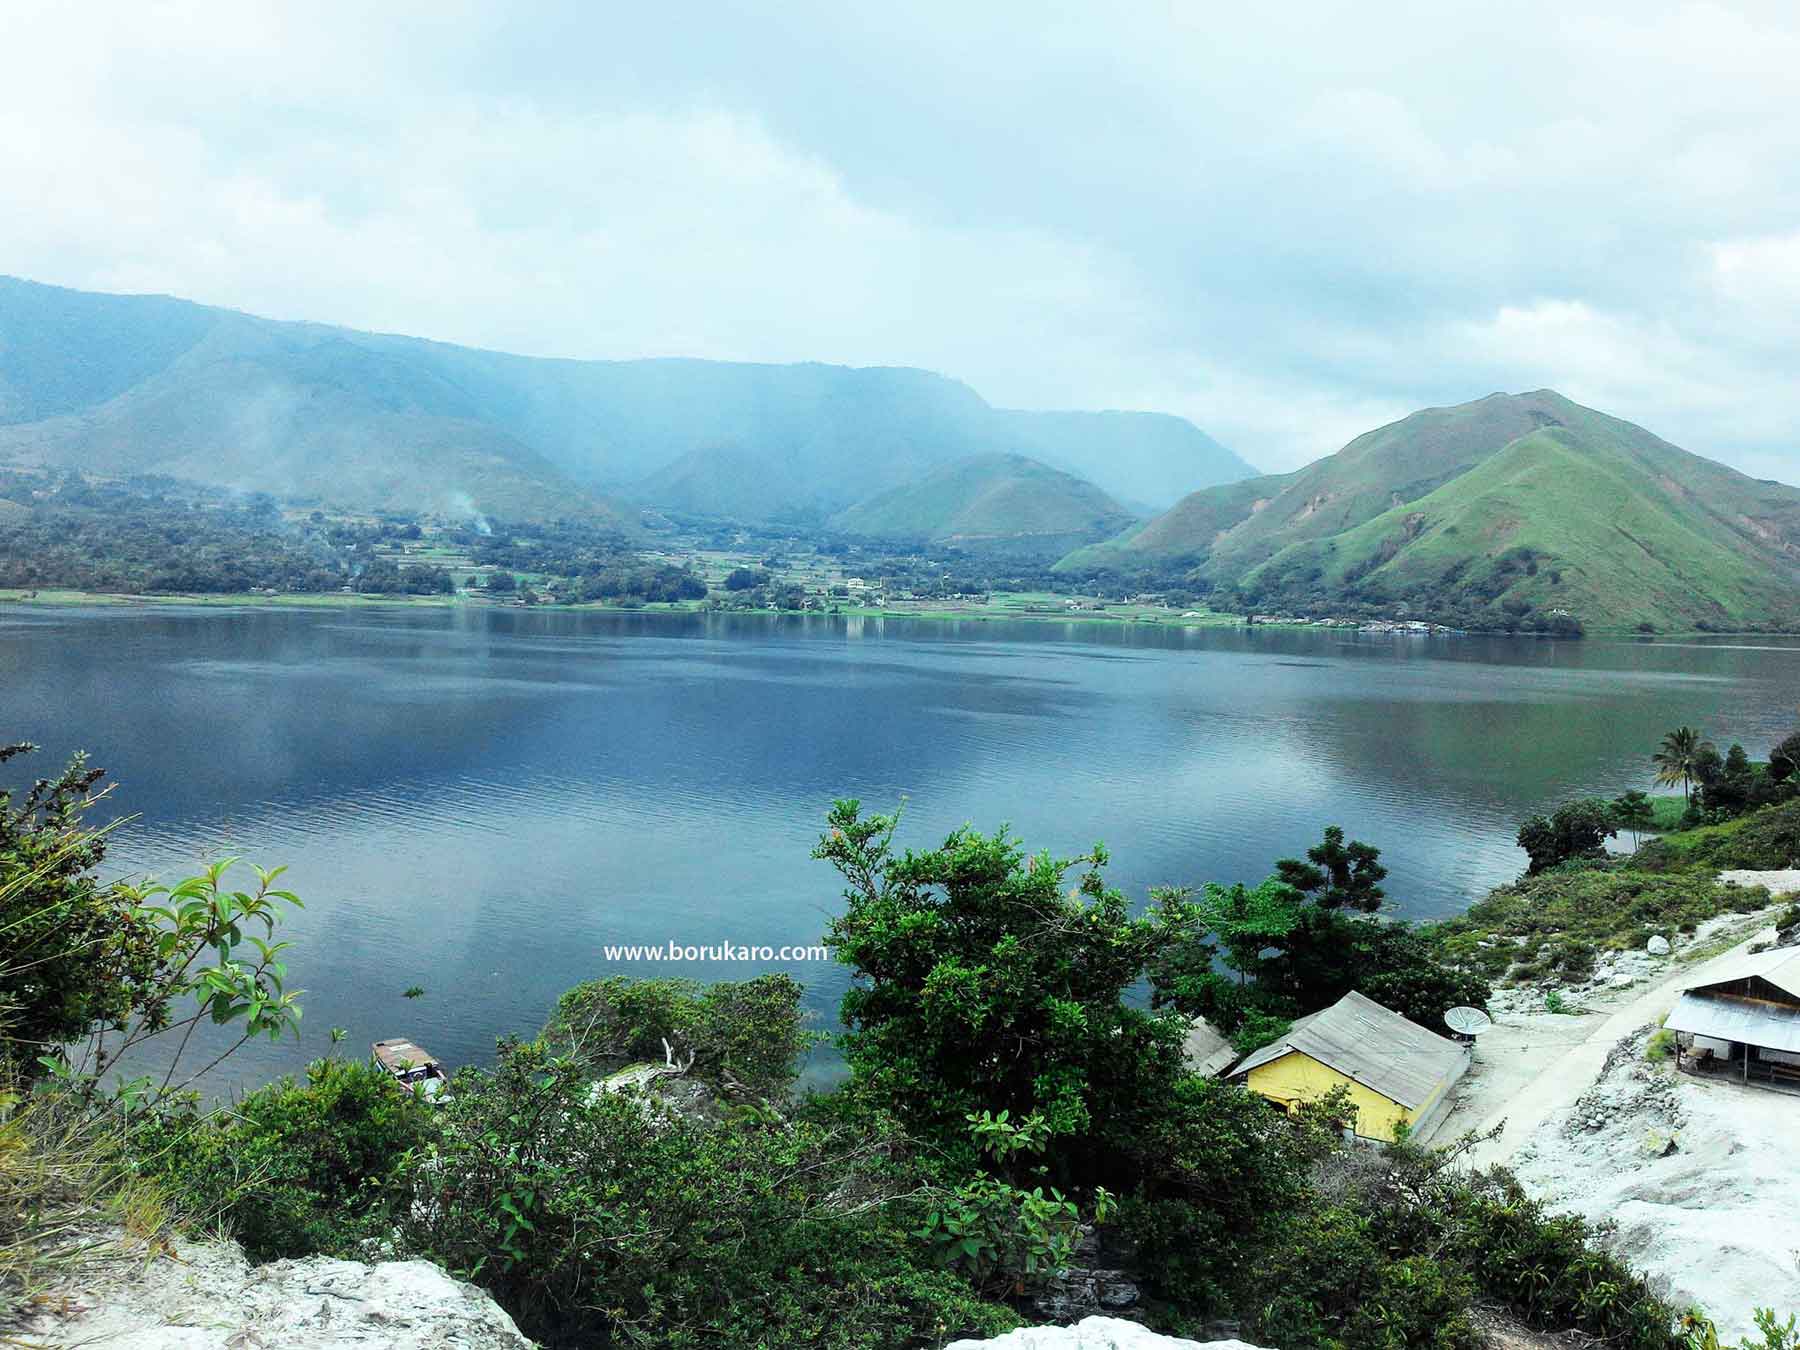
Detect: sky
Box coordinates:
(4, 1, 1798, 477)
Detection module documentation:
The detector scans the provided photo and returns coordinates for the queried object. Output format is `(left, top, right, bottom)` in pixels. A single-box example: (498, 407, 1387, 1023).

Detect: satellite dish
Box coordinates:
(1444, 1006, 1494, 1038)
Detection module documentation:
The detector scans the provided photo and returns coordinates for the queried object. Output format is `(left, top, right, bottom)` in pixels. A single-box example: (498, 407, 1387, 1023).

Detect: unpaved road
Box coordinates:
(1454, 930, 1772, 1167)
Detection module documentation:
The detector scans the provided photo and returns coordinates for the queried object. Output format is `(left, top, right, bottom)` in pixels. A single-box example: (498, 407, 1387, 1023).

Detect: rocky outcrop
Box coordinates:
(26, 1233, 530, 1349)
(1027, 1225, 1143, 1323)
(947, 1317, 1265, 1349)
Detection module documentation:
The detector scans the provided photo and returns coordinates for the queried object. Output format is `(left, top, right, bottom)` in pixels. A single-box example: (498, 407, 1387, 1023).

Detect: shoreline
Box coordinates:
(4, 588, 1798, 639)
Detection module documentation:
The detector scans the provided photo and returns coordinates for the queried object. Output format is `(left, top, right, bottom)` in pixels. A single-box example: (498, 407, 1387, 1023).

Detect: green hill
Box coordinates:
(1059, 391, 1800, 633)
(0, 276, 1254, 523)
(828, 454, 1136, 559)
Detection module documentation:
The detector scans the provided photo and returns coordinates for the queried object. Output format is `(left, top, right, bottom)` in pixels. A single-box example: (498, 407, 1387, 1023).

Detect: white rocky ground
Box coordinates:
(23, 1232, 531, 1349)
(1431, 877, 1800, 1341)
(1507, 1027, 1800, 1341)
(948, 1318, 1262, 1349)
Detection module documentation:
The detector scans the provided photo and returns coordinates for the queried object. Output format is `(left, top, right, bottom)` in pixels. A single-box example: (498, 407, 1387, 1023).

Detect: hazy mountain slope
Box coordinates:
(633, 446, 812, 521)
(1060, 390, 1800, 631)
(0, 276, 1251, 521)
(999, 410, 1256, 510)
(829, 454, 1137, 558)
(0, 276, 218, 423)
(0, 316, 637, 527)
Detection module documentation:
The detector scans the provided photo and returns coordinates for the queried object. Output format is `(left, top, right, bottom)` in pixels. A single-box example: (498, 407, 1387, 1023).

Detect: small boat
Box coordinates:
(372, 1037, 450, 1102)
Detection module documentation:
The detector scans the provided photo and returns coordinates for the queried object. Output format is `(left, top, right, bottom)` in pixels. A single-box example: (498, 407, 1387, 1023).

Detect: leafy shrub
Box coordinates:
(1516, 799, 1617, 874)
(132, 1056, 433, 1261)
(401, 1040, 1013, 1348)
(1430, 867, 1770, 966)
(542, 973, 816, 1102)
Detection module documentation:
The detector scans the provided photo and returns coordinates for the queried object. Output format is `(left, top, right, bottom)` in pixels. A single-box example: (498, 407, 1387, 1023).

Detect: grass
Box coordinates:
(1428, 864, 1774, 985)
(1648, 795, 1689, 831)
(0, 1087, 174, 1317)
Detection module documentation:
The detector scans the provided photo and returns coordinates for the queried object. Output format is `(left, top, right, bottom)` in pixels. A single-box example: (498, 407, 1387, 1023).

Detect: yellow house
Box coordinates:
(1227, 990, 1470, 1142)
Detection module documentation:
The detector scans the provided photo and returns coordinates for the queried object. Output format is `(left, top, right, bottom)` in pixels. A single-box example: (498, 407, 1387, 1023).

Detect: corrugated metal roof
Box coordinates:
(1684, 946, 1800, 1001)
(1666, 990, 1800, 1053)
(1182, 1017, 1238, 1077)
(1226, 990, 1468, 1109)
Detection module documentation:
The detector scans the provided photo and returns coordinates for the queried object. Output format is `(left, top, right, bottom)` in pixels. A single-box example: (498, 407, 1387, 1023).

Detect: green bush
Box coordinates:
(400, 1040, 1013, 1348)
(1429, 866, 1770, 965)
(133, 1056, 432, 1262)
(541, 972, 817, 1101)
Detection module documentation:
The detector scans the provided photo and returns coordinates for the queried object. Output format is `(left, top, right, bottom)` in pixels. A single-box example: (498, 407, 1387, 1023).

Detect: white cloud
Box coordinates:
(2, 0, 1799, 477)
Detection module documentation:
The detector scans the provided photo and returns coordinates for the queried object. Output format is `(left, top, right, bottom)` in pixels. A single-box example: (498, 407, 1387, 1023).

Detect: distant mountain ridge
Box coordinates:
(827, 453, 1137, 559)
(1060, 390, 1800, 633)
(0, 276, 1255, 524)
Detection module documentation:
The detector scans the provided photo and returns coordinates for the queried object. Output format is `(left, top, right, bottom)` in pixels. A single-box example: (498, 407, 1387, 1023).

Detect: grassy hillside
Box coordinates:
(829, 454, 1136, 558)
(0, 276, 1251, 523)
(1061, 391, 1800, 632)
(1057, 471, 1298, 572)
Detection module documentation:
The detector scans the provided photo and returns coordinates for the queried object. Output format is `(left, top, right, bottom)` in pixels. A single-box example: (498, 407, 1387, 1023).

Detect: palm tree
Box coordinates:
(1652, 726, 1712, 801)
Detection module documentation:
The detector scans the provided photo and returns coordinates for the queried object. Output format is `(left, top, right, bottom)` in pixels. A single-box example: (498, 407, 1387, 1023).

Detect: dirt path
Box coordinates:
(1456, 922, 1777, 1168)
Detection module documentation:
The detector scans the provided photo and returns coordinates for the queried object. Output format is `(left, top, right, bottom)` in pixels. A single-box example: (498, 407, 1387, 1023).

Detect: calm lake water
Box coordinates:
(5, 604, 1797, 1091)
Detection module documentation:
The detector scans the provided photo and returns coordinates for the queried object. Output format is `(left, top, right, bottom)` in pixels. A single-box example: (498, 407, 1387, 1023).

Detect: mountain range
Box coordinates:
(1059, 390, 1800, 632)
(0, 276, 1254, 531)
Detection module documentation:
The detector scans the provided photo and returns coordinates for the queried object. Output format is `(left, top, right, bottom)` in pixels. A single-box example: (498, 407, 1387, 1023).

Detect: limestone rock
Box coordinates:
(27, 1233, 531, 1349)
(1647, 935, 1672, 956)
(947, 1316, 1266, 1349)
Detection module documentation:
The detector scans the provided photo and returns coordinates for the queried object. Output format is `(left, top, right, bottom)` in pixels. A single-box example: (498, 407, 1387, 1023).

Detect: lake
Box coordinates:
(5, 604, 1796, 1091)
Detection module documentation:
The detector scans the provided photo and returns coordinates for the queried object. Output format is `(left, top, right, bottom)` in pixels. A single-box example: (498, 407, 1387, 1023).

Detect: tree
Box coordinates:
(1703, 743, 1755, 815)
(0, 743, 154, 1072)
(485, 570, 518, 593)
(0, 743, 304, 1095)
(724, 567, 767, 592)
(814, 801, 1192, 1177)
(1274, 825, 1388, 912)
(1769, 730, 1800, 783)
(1611, 789, 1655, 849)
(1516, 798, 1617, 874)
(541, 973, 817, 1103)
(1652, 726, 1713, 801)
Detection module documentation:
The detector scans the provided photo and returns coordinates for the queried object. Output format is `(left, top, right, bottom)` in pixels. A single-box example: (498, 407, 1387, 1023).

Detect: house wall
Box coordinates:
(1243, 1050, 1419, 1141)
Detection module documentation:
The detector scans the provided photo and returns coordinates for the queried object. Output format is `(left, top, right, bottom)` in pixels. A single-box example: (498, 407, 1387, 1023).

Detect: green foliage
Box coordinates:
(1646, 1028, 1676, 1061)
(914, 1112, 1094, 1292)
(132, 1057, 432, 1261)
(1769, 732, 1800, 783)
(541, 973, 817, 1102)
(1230, 1010, 1294, 1054)
(1613, 789, 1657, 846)
(1517, 798, 1618, 874)
(1152, 828, 1488, 1040)
(0, 744, 156, 1075)
(814, 801, 1191, 1176)
(1431, 866, 1770, 981)
(1655, 727, 1713, 801)
(401, 1039, 1014, 1348)
(1640, 797, 1800, 871)
(1274, 825, 1388, 912)
(1219, 1140, 1685, 1350)
(1, 745, 303, 1098)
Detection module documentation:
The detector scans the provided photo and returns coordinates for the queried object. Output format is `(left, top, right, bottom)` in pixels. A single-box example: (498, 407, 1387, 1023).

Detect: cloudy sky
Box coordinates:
(5, 2, 1798, 475)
